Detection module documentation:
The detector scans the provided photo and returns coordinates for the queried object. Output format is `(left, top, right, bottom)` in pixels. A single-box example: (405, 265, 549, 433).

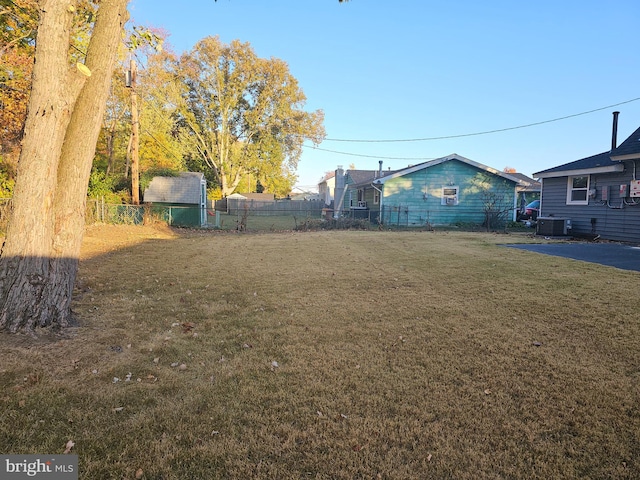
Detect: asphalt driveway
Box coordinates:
(504, 242, 640, 272)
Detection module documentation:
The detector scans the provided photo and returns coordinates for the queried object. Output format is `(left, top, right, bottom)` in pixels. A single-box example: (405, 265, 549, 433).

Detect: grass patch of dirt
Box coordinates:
(0, 226, 638, 479)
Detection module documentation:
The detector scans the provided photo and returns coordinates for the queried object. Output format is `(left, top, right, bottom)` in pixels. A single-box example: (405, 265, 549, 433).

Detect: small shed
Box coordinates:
(143, 172, 207, 227)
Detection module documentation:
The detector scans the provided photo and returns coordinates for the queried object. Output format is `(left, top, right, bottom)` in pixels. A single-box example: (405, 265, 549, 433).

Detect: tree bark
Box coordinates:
(0, 0, 130, 333)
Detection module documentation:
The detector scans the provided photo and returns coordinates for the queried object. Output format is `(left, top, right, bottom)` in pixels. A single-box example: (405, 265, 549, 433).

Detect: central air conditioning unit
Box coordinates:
(537, 217, 572, 236)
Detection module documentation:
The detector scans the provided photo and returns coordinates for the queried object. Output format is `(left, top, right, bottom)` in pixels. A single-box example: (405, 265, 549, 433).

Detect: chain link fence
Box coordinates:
(87, 198, 328, 231)
(1, 198, 513, 233)
(380, 204, 512, 230)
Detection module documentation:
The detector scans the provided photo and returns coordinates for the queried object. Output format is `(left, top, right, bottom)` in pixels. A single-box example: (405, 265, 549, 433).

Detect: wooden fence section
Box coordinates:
(218, 198, 324, 217)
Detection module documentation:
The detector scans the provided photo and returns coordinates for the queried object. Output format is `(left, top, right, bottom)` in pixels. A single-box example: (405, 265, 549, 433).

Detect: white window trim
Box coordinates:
(441, 185, 459, 206)
(566, 175, 590, 205)
(373, 189, 380, 205)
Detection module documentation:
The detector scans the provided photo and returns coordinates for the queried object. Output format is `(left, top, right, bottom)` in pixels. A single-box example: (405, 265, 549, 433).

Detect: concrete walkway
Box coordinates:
(504, 242, 640, 272)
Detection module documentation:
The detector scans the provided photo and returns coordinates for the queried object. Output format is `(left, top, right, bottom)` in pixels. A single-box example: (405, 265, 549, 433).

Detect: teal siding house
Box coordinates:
(340, 154, 522, 227)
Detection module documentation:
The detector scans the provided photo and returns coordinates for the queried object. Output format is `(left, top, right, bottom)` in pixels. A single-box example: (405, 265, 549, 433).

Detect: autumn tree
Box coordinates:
(0, 0, 129, 333)
(94, 31, 180, 196)
(137, 47, 186, 174)
(0, 0, 344, 334)
(1, 0, 99, 191)
(0, 0, 37, 193)
(95, 55, 130, 177)
(1, 0, 38, 53)
(175, 36, 325, 197)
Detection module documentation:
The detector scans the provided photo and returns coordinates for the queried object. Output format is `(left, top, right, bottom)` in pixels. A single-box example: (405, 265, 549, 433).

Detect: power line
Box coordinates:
(304, 145, 436, 161)
(141, 128, 183, 163)
(322, 97, 640, 143)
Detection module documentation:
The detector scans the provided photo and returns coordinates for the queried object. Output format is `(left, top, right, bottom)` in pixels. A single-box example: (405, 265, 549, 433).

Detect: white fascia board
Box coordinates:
(535, 164, 624, 179)
(610, 153, 640, 162)
(374, 153, 520, 185)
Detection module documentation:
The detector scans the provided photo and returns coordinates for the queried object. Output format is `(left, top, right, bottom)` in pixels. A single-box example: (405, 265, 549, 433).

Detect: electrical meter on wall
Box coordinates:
(620, 184, 628, 197)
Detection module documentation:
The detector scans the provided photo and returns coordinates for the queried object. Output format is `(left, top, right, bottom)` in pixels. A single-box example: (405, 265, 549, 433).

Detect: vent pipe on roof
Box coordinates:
(611, 111, 620, 150)
(378, 160, 383, 178)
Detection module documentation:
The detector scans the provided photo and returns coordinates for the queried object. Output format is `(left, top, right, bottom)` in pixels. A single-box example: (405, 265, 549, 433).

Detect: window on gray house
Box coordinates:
(566, 175, 589, 205)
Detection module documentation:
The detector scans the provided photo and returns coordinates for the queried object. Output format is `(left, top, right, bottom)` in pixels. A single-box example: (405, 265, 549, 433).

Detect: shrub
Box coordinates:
(295, 217, 370, 231)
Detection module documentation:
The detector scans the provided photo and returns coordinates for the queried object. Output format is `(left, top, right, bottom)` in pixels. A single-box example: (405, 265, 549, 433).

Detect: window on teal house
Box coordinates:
(441, 186, 459, 206)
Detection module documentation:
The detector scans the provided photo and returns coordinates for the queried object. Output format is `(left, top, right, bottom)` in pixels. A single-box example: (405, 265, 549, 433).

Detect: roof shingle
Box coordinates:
(610, 125, 640, 160)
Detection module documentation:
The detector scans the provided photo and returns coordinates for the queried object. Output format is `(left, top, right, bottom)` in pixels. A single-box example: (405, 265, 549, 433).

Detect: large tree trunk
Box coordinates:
(0, 0, 129, 333)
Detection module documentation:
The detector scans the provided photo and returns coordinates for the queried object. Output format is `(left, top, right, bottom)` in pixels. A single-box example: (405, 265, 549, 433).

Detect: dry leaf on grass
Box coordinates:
(135, 467, 144, 479)
(181, 322, 195, 333)
(63, 440, 75, 454)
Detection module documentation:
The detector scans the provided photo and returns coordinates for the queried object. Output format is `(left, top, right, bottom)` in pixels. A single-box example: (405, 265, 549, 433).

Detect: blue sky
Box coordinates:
(129, 0, 640, 191)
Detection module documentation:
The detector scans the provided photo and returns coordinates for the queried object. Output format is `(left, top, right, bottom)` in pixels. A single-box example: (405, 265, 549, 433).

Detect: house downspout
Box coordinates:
(371, 182, 383, 224)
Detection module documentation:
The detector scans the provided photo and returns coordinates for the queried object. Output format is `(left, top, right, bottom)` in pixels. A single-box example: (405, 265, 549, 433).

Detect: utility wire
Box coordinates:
(141, 127, 183, 163)
(6, 0, 36, 19)
(6, 0, 89, 57)
(304, 145, 436, 161)
(322, 97, 640, 143)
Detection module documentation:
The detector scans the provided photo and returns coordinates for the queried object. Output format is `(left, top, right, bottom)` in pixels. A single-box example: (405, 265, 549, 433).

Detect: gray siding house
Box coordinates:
(534, 113, 640, 242)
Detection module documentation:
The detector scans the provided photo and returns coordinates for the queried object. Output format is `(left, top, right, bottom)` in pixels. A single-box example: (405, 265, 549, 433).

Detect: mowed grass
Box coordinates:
(1, 226, 639, 479)
(212, 212, 318, 231)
